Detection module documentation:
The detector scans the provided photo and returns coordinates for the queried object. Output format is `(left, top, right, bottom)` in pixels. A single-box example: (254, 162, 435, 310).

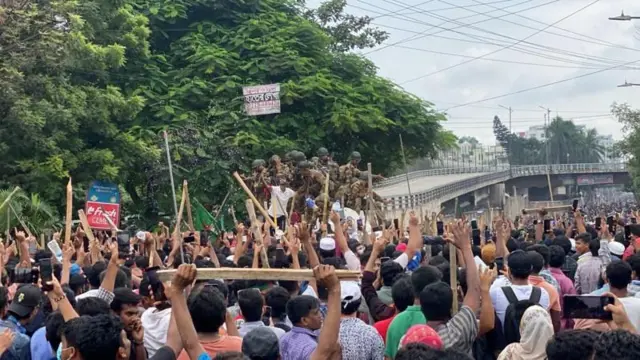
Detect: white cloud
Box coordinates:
(308, 0, 640, 145)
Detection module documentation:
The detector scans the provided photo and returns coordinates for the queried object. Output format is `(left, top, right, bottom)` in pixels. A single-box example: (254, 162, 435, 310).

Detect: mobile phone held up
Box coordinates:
(116, 231, 130, 258)
(563, 295, 615, 320)
(436, 221, 444, 236)
(40, 259, 54, 291)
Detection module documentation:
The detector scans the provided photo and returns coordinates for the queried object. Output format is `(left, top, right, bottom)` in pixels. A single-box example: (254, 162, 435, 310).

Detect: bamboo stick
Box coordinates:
(64, 179, 73, 246)
(184, 182, 195, 232)
(321, 172, 330, 225)
(232, 172, 278, 229)
(156, 268, 361, 282)
(0, 186, 20, 213)
(77, 210, 96, 244)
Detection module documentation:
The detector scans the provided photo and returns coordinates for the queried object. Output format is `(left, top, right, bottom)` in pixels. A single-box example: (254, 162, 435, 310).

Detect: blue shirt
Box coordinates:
(29, 327, 53, 360)
(0, 317, 31, 360)
(280, 326, 320, 360)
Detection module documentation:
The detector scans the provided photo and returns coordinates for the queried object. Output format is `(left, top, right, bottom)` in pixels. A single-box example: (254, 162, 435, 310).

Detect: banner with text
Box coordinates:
(85, 181, 121, 229)
(243, 83, 280, 116)
(576, 174, 614, 186)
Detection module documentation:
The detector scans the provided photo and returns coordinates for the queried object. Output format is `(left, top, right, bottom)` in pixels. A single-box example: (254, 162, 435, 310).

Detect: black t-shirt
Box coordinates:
(149, 346, 176, 360)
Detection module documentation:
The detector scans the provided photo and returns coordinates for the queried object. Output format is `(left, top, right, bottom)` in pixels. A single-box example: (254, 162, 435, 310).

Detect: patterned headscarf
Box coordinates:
(399, 325, 443, 350)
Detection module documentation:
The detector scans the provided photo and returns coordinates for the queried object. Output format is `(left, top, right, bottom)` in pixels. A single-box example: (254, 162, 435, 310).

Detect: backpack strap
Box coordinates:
(529, 286, 542, 303)
(501, 286, 518, 304)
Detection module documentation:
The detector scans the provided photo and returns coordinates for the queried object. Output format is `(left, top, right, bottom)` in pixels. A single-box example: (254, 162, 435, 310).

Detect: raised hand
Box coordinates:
(449, 220, 471, 249)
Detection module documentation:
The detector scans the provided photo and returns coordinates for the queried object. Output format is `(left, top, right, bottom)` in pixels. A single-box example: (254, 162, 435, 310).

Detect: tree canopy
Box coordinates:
(0, 0, 453, 226)
(493, 115, 606, 166)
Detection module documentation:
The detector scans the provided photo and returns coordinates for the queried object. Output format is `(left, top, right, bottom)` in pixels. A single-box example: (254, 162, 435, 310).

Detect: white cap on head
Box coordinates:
(608, 241, 625, 257)
(340, 281, 362, 309)
(135, 231, 146, 241)
(319, 237, 336, 251)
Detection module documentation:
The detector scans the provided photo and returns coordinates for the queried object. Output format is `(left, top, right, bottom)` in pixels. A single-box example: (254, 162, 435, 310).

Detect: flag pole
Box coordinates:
(163, 130, 184, 263)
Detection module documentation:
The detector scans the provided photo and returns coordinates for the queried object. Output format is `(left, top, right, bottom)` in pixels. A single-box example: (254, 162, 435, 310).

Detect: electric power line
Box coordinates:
(396, 0, 602, 85)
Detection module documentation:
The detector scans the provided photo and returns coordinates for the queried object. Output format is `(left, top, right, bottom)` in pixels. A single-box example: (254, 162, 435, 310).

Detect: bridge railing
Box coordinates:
(383, 163, 629, 211)
(376, 165, 510, 188)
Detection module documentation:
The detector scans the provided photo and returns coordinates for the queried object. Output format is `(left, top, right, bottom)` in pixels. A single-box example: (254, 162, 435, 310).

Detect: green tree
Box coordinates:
(612, 102, 640, 190)
(0, 0, 157, 215)
(124, 0, 454, 214)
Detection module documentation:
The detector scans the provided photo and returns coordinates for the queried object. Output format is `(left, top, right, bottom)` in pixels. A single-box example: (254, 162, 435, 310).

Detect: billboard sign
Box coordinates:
(85, 181, 121, 229)
(576, 174, 614, 186)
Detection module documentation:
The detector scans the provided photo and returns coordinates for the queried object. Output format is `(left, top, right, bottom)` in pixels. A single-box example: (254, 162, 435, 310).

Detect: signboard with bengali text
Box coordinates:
(576, 174, 614, 186)
(243, 83, 281, 116)
(85, 181, 121, 230)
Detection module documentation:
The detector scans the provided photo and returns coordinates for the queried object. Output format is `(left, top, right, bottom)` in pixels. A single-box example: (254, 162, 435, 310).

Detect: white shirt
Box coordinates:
(490, 284, 551, 325)
(267, 186, 295, 217)
(141, 307, 172, 357)
(620, 297, 640, 331)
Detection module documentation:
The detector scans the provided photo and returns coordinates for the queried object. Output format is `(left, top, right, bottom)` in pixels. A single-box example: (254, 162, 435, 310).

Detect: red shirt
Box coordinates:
(373, 314, 396, 344)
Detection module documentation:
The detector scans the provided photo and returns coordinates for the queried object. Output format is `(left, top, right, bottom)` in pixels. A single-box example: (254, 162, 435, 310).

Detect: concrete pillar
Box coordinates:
(489, 184, 505, 208)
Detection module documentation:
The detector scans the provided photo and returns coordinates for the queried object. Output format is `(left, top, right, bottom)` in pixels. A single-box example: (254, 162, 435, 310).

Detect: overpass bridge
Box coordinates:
(375, 163, 629, 216)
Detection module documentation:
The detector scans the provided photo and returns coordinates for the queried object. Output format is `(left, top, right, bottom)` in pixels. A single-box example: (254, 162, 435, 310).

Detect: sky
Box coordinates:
(307, 0, 640, 145)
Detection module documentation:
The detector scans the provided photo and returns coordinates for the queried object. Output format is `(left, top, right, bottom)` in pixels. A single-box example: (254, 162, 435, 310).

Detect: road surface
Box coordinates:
(376, 173, 487, 197)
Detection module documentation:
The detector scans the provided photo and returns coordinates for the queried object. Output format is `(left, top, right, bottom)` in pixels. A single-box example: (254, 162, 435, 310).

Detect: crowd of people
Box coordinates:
(1, 195, 640, 360)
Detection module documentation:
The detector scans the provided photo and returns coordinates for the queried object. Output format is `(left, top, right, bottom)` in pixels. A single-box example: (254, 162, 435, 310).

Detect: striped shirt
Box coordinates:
(433, 305, 478, 355)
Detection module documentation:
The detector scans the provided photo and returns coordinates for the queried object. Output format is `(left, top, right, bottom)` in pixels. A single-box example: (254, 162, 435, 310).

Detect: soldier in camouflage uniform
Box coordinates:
(348, 179, 387, 224)
(315, 147, 340, 197)
(292, 160, 325, 219)
(335, 151, 362, 202)
(268, 155, 291, 185)
(248, 159, 269, 205)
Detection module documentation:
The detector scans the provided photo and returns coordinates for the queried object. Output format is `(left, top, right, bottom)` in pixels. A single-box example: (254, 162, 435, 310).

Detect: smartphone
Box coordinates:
(393, 219, 400, 230)
(572, 199, 579, 212)
(262, 306, 272, 326)
(607, 216, 615, 232)
(563, 295, 614, 320)
(632, 218, 637, 224)
(116, 231, 130, 247)
(40, 259, 53, 291)
(471, 219, 478, 230)
(436, 221, 444, 236)
(184, 232, 196, 243)
(595, 217, 602, 231)
(625, 225, 631, 239)
(543, 219, 551, 233)
(47, 240, 63, 262)
(200, 231, 209, 246)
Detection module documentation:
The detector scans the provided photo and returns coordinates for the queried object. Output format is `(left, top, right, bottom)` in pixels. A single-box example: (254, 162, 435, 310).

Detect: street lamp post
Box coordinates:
(609, 11, 640, 21)
(618, 80, 640, 87)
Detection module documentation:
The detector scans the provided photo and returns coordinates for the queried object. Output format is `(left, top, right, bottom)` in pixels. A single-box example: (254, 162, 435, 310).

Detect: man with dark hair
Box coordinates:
(489, 250, 550, 325)
(527, 251, 561, 332)
(238, 288, 285, 339)
(378, 261, 403, 306)
(242, 327, 279, 360)
(183, 287, 242, 358)
(626, 253, 640, 294)
(60, 314, 125, 360)
(575, 232, 611, 294)
(419, 222, 481, 354)
(279, 295, 322, 358)
(592, 329, 640, 359)
(264, 286, 292, 331)
(373, 275, 414, 342)
(526, 244, 560, 292)
(546, 329, 598, 360)
(548, 245, 576, 329)
(551, 235, 577, 281)
(0, 284, 41, 359)
(111, 288, 145, 360)
(337, 281, 383, 359)
(385, 265, 442, 359)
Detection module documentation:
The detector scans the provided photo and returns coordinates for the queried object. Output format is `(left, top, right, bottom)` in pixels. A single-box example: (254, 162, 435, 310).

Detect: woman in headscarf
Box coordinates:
(498, 305, 554, 360)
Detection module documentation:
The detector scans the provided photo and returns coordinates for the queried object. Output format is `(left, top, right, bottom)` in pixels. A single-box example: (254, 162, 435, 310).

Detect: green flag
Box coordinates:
(193, 199, 215, 231)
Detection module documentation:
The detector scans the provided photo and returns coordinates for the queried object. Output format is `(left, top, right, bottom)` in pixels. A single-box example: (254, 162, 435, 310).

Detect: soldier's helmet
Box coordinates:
(298, 160, 312, 169)
(270, 154, 281, 164)
(311, 156, 319, 163)
(351, 151, 362, 160)
(292, 151, 307, 163)
(283, 152, 292, 162)
(252, 159, 265, 169)
(317, 147, 329, 157)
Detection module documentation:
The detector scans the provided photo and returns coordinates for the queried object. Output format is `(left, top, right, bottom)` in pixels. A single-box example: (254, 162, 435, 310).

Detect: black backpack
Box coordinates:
(501, 286, 541, 345)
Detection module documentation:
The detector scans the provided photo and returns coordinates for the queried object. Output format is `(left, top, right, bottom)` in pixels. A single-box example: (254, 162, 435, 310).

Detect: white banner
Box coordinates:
(243, 83, 281, 116)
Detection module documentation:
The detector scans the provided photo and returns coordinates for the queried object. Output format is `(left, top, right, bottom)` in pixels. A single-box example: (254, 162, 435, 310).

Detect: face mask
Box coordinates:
(56, 344, 62, 360)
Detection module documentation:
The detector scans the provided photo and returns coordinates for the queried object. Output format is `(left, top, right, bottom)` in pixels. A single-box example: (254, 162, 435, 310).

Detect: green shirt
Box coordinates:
(384, 305, 426, 358)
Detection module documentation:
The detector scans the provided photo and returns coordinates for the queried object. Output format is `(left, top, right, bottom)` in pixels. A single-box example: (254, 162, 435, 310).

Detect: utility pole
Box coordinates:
(498, 105, 513, 168)
(539, 106, 554, 201)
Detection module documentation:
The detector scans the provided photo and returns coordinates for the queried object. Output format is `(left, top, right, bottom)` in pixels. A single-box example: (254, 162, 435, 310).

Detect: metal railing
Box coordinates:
(383, 163, 629, 211)
(377, 165, 510, 187)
